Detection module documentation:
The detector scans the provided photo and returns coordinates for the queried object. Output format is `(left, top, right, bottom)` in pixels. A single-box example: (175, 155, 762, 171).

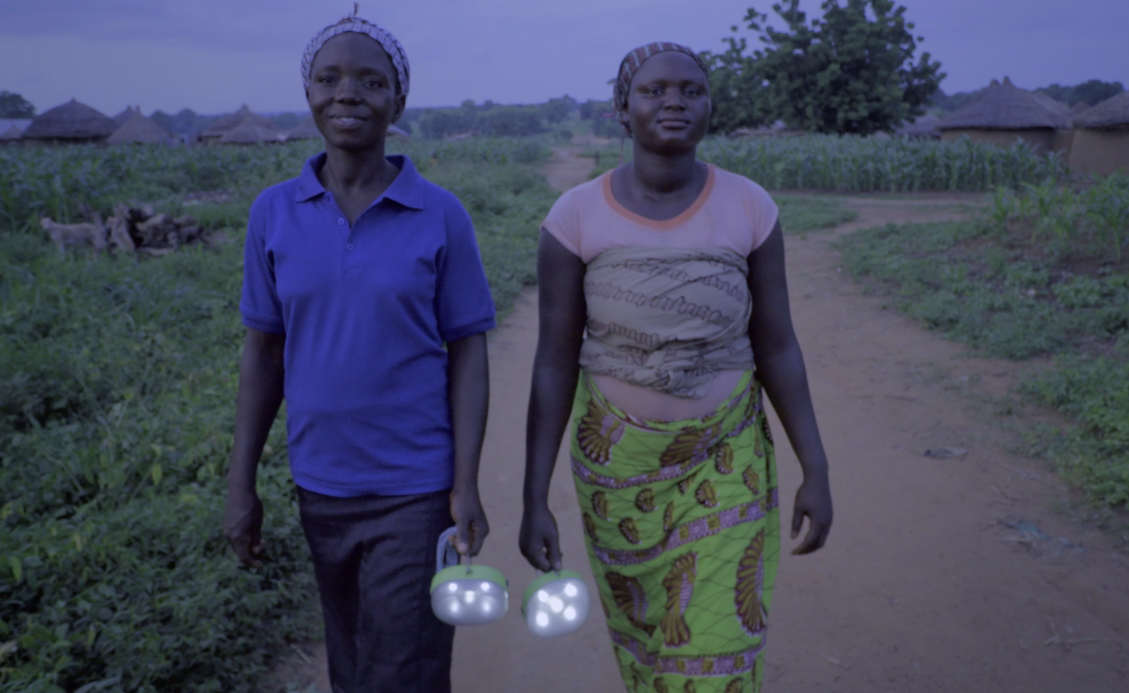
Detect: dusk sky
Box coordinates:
(1, 0, 1126, 117)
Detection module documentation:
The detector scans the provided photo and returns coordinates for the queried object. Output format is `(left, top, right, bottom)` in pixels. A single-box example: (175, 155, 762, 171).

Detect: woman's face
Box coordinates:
(306, 32, 405, 152)
(624, 52, 710, 154)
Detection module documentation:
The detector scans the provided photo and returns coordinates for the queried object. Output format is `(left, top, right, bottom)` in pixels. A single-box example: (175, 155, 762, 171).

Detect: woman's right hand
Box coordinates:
(223, 488, 265, 568)
(519, 502, 563, 572)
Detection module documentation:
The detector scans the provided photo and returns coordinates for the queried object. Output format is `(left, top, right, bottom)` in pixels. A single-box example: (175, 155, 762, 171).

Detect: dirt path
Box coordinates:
(279, 151, 1129, 692)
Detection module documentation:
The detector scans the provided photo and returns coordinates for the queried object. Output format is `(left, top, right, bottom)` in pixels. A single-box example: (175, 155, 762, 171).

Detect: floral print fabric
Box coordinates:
(571, 371, 781, 693)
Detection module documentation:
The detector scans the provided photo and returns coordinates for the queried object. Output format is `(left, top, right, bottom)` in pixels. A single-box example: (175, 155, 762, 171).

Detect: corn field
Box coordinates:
(698, 135, 1068, 192)
(0, 138, 548, 234)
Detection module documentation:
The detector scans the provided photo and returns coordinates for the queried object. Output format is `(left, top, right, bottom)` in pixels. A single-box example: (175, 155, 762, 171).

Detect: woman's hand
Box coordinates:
(223, 488, 265, 568)
(519, 502, 563, 572)
(790, 473, 833, 555)
(449, 486, 489, 557)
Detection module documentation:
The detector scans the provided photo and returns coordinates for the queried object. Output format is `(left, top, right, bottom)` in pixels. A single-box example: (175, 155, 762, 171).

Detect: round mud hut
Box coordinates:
(218, 119, 283, 145)
(22, 99, 117, 145)
(0, 124, 23, 144)
(1068, 91, 1129, 176)
(937, 78, 1071, 152)
(285, 116, 322, 141)
(107, 109, 172, 145)
(201, 105, 281, 143)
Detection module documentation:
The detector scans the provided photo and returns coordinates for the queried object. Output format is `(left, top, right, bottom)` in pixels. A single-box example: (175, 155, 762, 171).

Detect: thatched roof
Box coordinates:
(23, 99, 117, 140)
(896, 113, 942, 138)
(218, 119, 283, 145)
(938, 78, 1071, 131)
(1032, 91, 1072, 118)
(107, 110, 171, 144)
(0, 124, 23, 141)
(112, 107, 137, 125)
(202, 105, 281, 139)
(1071, 102, 1091, 115)
(1073, 91, 1129, 129)
(286, 116, 321, 141)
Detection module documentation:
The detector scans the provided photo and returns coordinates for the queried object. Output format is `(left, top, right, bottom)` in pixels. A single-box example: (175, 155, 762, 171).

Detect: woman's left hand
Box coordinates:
(449, 486, 490, 557)
(790, 474, 833, 555)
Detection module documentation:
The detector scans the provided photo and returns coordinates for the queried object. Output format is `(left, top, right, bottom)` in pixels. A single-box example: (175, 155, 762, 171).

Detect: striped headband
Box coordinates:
(301, 10, 410, 97)
(614, 42, 710, 116)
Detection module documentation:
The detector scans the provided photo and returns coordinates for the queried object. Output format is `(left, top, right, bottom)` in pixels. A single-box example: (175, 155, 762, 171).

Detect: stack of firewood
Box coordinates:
(40, 203, 212, 257)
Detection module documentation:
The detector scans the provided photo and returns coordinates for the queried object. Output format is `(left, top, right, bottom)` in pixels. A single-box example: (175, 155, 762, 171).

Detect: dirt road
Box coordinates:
(281, 149, 1129, 692)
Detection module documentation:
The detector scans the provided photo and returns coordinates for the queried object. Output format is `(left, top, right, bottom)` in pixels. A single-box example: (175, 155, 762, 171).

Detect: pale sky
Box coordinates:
(1, 0, 1126, 117)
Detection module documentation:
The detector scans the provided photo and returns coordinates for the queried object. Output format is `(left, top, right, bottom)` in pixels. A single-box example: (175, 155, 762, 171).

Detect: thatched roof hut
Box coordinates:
(286, 116, 321, 141)
(201, 105, 281, 141)
(107, 109, 172, 144)
(22, 99, 117, 144)
(895, 113, 941, 139)
(1068, 91, 1129, 175)
(938, 78, 1071, 151)
(1071, 102, 1091, 116)
(112, 107, 137, 126)
(0, 124, 23, 143)
(218, 119, 283, 145)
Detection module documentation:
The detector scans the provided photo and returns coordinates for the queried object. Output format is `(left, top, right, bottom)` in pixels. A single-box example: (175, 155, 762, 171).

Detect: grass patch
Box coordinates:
(836, 182, 1129, 510)
(777, 196, 857, 234)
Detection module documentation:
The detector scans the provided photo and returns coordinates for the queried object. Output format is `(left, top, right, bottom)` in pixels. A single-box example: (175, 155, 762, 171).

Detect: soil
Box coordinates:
(271, 148, 1129, 693)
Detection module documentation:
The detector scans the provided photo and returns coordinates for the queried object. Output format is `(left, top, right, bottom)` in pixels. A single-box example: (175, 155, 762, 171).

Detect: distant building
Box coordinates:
(21, 99, 117, 145)
(1068, 91, 1129, 175)
(937, 78, 1071, 153)
(201, 105, 282, 143)
(0, 124, 22, 144)
(107, 108, 172, 145)
(894, 114, 942, 139)
(218, 119, 284, 145)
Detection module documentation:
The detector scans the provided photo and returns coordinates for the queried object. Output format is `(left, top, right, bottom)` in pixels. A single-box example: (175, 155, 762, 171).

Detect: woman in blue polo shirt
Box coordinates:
(223, 11, 495, 693)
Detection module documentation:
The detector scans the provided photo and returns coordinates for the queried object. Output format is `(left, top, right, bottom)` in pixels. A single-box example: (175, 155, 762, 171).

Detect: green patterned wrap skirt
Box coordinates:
(570, 371, 781, 693)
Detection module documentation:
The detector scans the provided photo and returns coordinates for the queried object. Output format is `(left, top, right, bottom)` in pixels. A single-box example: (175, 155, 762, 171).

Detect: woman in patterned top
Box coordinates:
(520, 43, 833, 693)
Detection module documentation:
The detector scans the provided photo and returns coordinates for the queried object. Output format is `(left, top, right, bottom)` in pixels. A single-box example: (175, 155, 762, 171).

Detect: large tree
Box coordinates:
(0, 91, 35, 118)
(705, 1, 944, 135)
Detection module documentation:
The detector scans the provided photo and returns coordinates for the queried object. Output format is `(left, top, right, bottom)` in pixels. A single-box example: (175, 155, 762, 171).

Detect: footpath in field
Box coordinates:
(277, 149, 1129, 692)
(454, 151, 1129, 693)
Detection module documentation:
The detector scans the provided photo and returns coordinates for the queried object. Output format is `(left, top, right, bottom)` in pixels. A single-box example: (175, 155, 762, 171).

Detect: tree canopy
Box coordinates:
(703, 0, 945, 135)
(0, 91, 36, 119)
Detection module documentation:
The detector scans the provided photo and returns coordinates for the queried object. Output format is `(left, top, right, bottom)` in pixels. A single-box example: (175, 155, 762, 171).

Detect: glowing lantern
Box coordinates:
(430, 563, 509, 626)
(520, 570, 590, 638)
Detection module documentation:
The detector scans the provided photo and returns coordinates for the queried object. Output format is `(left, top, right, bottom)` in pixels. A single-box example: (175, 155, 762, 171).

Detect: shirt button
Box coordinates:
(346, 243, 354, 251)
(338, 218, 345, 226)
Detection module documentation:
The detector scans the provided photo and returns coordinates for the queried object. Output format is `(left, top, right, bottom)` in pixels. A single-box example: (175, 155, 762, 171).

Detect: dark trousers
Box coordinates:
(297, 486, 455, 693)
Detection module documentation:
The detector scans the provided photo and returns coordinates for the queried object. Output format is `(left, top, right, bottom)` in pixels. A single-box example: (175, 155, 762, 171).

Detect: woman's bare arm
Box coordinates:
(520, 230, 587, 571)
(747, 222, 833, 554)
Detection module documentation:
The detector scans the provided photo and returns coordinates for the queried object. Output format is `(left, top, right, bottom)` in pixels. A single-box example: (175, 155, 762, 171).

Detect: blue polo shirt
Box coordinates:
(240, 153, 496, 497)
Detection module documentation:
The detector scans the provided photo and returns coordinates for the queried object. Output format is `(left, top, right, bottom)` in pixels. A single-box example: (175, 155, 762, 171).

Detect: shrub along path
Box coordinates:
(278, 155, 1129, 692)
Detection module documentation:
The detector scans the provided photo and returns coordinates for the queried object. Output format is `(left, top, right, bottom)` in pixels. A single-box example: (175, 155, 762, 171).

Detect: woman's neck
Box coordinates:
(628, 145, 699, 198)
(321, 142, 391, 195)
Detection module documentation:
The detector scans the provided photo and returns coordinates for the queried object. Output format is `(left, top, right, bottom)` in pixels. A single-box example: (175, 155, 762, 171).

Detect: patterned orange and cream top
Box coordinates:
(542, 165, 779, 420)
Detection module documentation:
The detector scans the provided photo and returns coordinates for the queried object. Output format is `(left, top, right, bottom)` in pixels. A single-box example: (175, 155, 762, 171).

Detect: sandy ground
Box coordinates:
(274, 148, 1129, 693)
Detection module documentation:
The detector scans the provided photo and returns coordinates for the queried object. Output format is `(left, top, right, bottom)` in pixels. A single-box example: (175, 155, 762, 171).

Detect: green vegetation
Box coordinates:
(777, 196, 858, 233)
(698, 135, 1066, 192)
(0, 138, 548, 235)
(0, 91, 35, 119)
(837, 176, 1129, 509)
(0, 139, 551, 691)
(704, 0, 943, 135)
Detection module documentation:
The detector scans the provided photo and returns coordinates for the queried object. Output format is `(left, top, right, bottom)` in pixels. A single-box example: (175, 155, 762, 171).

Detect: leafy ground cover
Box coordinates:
(0, 141, 551, 692)
(837, 175, 1129, 509)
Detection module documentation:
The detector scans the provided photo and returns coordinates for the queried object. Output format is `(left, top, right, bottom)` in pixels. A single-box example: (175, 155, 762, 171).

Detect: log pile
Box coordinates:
(40, 203, 213, 257)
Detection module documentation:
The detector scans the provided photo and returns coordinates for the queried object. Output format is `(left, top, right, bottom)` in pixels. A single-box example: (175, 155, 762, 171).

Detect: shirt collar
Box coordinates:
(294, 152, 425, 211)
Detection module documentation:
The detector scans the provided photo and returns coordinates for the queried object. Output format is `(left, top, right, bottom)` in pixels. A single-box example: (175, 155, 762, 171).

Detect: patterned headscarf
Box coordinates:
(613, 42, 710, 119)
(301, 6, 410, 97)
